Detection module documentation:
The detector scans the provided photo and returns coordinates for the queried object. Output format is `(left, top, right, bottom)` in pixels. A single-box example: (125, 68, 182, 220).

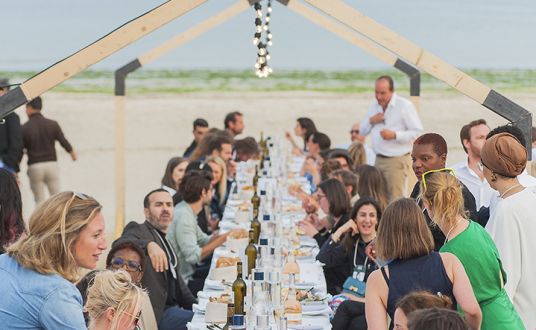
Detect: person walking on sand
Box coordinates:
(22, 96, 77, 204)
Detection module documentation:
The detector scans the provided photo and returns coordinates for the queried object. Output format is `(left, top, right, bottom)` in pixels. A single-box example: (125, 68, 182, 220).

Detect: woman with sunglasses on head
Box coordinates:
(410, 133, 479, 250)
(78, 239, 158, 329)
(0, 191, 107, 328)
(85, 270, 148, 330)
(480, 132, 536, 328)
(365, 198, 481, 330)
(419, 170, 523, 329)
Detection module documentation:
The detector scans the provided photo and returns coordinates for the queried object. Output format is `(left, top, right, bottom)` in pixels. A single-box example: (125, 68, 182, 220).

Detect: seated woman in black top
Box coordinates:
(298, 178, 351, 248)
(317, 197, 380, 294)
(317, 198, 381, 329)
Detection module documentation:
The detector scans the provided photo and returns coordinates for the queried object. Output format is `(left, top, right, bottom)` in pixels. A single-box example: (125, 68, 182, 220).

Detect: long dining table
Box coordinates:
(187, 155, 333, 330)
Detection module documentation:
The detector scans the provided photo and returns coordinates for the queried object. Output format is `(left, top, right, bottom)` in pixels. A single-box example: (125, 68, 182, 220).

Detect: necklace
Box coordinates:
(444, 218, 464, 245)
(500, 184, 522, 198)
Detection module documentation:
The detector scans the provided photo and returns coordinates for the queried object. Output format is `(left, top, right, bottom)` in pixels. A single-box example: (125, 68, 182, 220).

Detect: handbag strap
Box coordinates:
(353, 238, 360, 268)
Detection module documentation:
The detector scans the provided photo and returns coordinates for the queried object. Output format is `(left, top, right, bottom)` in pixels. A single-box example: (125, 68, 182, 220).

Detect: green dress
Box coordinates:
(440, 220, 524, 330)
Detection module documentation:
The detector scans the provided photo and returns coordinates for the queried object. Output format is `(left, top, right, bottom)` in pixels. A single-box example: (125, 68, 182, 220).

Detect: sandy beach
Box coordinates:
(12, 90, 536, 243)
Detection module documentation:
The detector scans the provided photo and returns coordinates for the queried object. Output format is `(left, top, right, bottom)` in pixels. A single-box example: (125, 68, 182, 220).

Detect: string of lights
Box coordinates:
(253, 0, 273, 78)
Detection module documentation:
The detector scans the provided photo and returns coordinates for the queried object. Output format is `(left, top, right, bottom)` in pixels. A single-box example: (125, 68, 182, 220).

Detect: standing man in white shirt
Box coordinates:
(360, 75, 423, 201)
(452, 119, 494, 209)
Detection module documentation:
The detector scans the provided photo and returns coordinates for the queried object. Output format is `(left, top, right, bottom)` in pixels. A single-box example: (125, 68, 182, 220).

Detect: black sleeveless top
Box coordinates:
(381, 252, 455, 329)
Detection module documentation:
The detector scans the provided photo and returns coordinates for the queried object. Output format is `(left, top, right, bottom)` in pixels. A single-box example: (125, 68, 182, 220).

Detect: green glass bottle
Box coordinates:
(232, 262, 247, 315)
(245, 230, 257, 278)
(251, 212, 261, 244)
(223, 303, 235, 330)
(251, 189, 261, 210)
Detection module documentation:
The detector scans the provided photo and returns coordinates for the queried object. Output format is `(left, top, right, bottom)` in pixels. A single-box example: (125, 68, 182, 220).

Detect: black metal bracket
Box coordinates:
(115, 59, 142, 96)
(394, 58, 420, 97)
(0, 87, 27, 119)
(483, 90, 533, 159)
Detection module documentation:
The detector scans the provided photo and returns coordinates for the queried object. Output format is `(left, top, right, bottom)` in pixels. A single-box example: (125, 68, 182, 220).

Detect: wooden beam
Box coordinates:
(114, 96, 126, 239)
(0, 0, 207, 119)
(285, 0, 420, 110)
(139, 0, 250, 66)
(305, 0, 533, 156)
(113, 0, 249, 236)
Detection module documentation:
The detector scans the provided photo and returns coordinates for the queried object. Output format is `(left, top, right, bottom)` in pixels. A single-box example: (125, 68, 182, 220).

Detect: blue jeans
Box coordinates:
(159, 306, 194, 330)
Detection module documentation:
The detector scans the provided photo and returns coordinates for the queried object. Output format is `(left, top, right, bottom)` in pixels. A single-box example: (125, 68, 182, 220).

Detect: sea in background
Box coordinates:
(1, 69, 535, 94)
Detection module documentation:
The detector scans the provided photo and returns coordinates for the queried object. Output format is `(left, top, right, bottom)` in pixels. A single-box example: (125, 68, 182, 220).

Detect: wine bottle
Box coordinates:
(245, 230, 257, 278)
(282, 252, 300, 282)
(251, 212, 261, 244)
(223, 303, 235, 330)
(232, 262, 247, 315)
(251, 189, 261, 210)
(283, 273, 302, 324)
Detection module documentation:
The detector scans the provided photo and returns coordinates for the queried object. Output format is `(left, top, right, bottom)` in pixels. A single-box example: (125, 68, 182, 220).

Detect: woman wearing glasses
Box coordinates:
(480, 132, 536, 328)
(365, 198, 482, 330)
(0, 191, 107, 328)
(85, 270, 147, 330)
(78, 239, 158, 329)
(298, 178, 351, 248)
(420, 170, 523, 329)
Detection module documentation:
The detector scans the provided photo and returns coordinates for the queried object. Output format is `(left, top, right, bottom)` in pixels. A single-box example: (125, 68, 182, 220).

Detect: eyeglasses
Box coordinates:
(421, 168, 456, 192)
(349, 130, 360, 134)
(110, 257, 142, 272)
(124, 310, 142, 327)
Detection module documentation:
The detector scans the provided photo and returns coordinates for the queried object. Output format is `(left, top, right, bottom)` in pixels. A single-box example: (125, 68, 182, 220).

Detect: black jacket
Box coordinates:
(317, 236, 377, 295)
(183, 140, 197, 158)
(120, 221, 196, 322)
(0, 113, 23, 172)
(313, 212, 350, 248)
(410, 180, 478, 251)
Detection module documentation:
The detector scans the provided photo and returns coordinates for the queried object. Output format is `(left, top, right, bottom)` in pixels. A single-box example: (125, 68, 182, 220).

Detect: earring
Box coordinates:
(491, 173, 497, 182)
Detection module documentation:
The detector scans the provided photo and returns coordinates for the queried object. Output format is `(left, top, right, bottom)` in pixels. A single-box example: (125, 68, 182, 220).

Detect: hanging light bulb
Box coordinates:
(259, 48, 267, 56)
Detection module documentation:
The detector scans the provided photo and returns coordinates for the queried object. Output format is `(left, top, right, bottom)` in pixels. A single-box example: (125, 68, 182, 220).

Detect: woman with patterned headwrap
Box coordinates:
(481, 132, 536, 329)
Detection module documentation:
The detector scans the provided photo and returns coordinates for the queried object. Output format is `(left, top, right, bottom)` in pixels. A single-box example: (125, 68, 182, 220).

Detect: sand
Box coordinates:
(12, 90, 536, 243)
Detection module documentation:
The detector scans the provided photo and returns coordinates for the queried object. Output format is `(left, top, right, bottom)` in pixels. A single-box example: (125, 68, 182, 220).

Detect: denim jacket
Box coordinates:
(0, 254, 86, 329)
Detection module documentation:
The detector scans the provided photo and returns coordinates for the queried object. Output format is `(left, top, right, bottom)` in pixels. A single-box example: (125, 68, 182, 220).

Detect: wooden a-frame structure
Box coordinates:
(0, 0, 532, 234)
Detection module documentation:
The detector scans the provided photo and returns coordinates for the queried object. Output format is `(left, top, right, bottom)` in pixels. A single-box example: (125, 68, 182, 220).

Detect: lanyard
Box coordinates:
(353, 239, 369, 271)
(153, 228, 178, 280)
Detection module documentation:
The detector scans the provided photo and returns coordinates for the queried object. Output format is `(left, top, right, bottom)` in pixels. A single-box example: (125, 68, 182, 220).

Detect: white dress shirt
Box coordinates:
(451, 159, 494, 209)
(360, 93, 423, 157)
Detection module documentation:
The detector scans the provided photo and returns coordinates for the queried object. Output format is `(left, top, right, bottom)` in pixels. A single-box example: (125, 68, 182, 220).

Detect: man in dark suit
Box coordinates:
(120, 188, 196, 330)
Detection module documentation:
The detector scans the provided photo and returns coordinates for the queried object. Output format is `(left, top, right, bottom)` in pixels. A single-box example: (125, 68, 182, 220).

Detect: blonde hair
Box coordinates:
(419, 172, 467, 228)
(206, 155, 228, 206)
(348, 142, 367, 167)
(376, 198, 434, 260)
(7, 191, 102, 282)
(86, 270, 146, 330)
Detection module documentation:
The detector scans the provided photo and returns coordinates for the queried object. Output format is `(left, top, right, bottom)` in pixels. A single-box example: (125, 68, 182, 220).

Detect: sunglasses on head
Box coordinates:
(421, 168, 456, 192)
(124, 310, 142, 327)
(110, 257, 142, 272)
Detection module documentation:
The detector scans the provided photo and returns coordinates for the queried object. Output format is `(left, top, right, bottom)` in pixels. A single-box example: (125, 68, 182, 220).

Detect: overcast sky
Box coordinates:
(1, 0, 535, 71)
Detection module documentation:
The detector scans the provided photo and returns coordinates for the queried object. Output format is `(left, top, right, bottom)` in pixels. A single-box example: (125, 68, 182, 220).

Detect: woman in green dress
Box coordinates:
(419, 170, 524, 330)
